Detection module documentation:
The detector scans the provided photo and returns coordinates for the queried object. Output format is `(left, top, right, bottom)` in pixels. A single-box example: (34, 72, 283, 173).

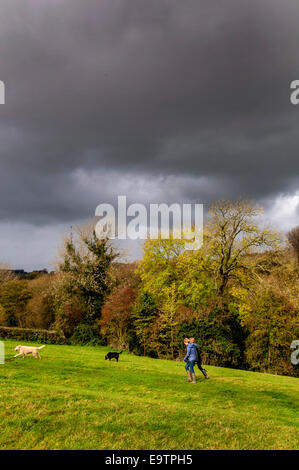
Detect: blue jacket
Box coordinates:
(184, 343, 198, 362)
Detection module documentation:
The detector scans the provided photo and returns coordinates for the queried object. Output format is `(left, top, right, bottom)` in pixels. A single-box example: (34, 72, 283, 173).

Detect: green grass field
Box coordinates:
(0, 340, 298, 450)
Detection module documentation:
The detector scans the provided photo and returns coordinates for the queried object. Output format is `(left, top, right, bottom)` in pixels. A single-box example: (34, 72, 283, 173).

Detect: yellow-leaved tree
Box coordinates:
(206, 200, 281, 295)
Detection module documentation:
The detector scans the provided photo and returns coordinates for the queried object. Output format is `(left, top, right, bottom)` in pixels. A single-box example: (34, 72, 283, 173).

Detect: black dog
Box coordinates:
(105, 351, 122, 362)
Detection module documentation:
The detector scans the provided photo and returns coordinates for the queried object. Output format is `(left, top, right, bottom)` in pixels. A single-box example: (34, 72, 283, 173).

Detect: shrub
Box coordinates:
(70, 323, 101, 345)
(0, 326, 65, 344)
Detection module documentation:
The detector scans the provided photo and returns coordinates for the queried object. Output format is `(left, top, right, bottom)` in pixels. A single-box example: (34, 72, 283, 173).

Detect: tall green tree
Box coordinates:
(134, 291, 157, 356)
(58, 224, 119, 324)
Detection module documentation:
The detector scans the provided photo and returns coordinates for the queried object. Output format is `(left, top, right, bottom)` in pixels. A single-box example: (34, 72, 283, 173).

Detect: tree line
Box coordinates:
(0, 200, 298, 376)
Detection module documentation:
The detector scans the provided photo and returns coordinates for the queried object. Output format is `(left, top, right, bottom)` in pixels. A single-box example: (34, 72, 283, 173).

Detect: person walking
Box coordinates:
(184, 337, 197, 384)
(189, 337, 209, 379)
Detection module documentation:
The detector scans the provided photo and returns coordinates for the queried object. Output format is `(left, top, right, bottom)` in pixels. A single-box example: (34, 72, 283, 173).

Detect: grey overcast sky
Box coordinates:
(0, 0, 299, 270)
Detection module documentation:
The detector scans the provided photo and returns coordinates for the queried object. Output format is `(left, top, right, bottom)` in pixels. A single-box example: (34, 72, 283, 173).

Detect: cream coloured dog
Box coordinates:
(14, 344, 45, 359)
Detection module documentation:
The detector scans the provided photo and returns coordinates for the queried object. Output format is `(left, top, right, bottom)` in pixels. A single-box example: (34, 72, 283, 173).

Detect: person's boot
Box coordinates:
(186, 371, 192, 382)
(191, 373, 196, 384)
(202, 369, 209, 379)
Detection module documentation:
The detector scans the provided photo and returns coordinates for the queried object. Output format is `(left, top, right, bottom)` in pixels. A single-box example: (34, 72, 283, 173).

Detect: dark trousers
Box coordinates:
(196, 356, 209, 378)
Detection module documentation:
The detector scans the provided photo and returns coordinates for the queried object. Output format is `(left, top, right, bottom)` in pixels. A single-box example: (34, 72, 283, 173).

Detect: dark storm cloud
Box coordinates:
(0, 0, 299, 227)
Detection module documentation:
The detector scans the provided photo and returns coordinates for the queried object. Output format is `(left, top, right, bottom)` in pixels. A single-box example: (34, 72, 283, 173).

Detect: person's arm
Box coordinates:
(184, 344, 190, 362)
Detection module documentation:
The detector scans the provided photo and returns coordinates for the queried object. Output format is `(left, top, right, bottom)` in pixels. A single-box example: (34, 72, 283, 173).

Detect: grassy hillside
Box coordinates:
(0, 340, 298, 450)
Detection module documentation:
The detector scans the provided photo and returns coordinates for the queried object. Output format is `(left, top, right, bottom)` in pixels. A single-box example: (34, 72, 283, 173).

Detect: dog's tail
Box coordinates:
(38, 345, 46, 350)
(119, 351, 123, 354)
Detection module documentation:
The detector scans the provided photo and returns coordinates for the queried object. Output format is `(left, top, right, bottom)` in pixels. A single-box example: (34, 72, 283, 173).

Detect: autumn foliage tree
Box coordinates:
(22, 274, 56, 329)
(0, 263, 15, 287)
(237, 279, 299, 376)
(287, 226, 299, 264)
(206, 200, 280, 295)
(0, 280, 32, 327)
(100, 287, 138, 349)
